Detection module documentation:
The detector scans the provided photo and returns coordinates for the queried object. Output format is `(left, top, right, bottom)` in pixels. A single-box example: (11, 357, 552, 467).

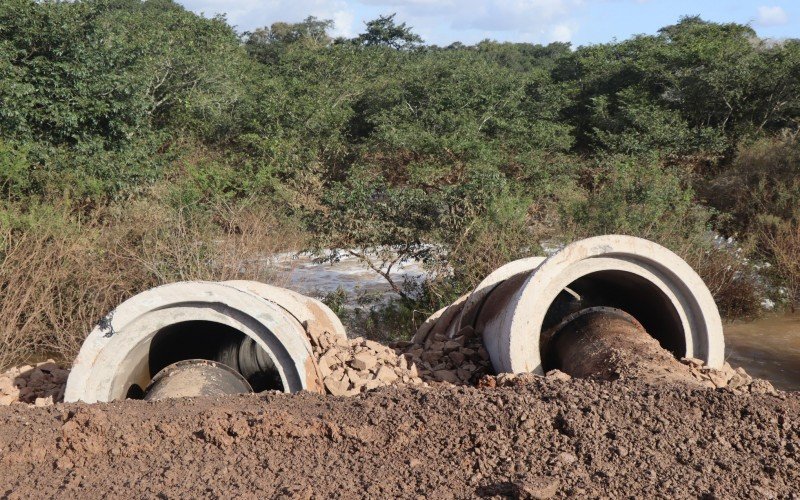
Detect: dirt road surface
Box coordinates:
(0, 376, 797, 499)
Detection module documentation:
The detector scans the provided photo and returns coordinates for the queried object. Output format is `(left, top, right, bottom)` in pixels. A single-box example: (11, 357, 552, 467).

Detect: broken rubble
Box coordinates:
(0, 360, 68, 406)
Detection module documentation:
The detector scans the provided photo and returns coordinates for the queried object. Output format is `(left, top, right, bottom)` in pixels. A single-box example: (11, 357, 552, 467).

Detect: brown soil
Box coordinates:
(0, 376, 797, 499)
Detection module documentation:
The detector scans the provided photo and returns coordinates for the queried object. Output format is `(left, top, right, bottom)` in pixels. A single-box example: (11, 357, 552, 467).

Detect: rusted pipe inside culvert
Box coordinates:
(144, 359, 253, 401)
(546, 307, 686, 380)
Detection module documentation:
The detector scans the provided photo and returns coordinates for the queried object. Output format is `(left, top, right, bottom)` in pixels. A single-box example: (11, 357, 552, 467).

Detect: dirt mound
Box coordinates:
(0, 340, 773, 406)
(0, 327, 492, 406)
(0, 377, 797, 498)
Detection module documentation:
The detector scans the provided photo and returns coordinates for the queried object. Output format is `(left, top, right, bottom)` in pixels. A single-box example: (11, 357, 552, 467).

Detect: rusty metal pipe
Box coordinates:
(549, 306, 699, 384)
(144, 359, 254, 401)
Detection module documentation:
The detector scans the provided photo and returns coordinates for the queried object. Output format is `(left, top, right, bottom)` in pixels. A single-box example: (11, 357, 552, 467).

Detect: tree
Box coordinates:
(245, 16, 333, 64)
(354, 14, 422, 50)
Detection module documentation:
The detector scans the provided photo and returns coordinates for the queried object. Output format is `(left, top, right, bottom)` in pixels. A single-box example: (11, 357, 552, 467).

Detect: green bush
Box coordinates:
(2, 3, 799, 330)
(561, 155, 708, 242)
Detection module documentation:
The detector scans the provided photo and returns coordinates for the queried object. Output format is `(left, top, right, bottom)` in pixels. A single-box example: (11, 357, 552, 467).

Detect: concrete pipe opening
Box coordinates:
(64, 281, 342, 403)
(539, 269, 685, 372)
(145, 320, 284, 394)
(468, 235, 724, 375)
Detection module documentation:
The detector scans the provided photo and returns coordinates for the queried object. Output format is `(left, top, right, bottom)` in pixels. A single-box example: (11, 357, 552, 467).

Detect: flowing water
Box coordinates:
(274, 253, 800, 391)
(273, 252, 425, 299)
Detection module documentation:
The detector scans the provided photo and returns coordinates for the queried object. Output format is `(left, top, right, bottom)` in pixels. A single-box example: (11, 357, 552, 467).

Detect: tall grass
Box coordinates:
(761, 220, 800, 311)
(0, 199, 307, 370)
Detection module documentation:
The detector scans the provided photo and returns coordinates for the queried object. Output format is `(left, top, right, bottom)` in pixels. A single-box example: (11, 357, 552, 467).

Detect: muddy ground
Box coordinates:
(0, 376, 797, 499)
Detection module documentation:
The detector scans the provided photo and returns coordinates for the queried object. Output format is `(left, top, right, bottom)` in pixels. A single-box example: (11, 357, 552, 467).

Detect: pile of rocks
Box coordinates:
(393, 324, 492, 385)
(680, 358, 777, 394)
(0, 360, 68, 406)
(478, 359, 774, 395)
(308, 330, 426, 396)
(478, 369, 572, 389)
(306, 325, 494, 396)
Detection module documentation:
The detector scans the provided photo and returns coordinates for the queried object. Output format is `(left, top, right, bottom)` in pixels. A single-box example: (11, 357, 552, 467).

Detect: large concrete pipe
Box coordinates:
(64, 281, 346, 403)
(411, 257, 547, 346)
(416, 235, 725, 375)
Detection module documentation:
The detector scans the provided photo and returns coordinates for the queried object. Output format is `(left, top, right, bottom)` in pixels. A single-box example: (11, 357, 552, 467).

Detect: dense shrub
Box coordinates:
(705, 136, 800, 234)
(1, 2, 800, 363)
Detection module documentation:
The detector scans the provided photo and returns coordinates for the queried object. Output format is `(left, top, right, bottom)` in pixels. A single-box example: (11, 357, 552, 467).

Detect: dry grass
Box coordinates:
(0, 200, 308, 370)
(679, 243, 764, 320)
(0, 219, 139, 369)
(111, 198, 306, 284)
(761, 219, 800, 311)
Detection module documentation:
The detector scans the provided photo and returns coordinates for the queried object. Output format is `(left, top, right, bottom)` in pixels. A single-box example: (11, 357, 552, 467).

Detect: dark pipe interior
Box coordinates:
(147, 320, 284, 393)
(541, 270, 685, 371)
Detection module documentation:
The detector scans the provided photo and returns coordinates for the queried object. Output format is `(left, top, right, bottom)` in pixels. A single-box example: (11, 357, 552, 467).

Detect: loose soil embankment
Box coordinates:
(0, 320, 796, 498)
(0, 375, 797, 499)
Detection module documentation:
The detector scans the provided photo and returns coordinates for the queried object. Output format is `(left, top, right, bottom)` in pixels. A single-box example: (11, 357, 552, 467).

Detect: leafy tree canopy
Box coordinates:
(354, 13, 423, 50)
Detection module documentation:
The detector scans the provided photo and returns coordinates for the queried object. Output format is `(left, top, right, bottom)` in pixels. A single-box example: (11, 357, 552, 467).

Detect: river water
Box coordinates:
(274, 252, 426, 298)
(725, 315, 800, 391)
(274, 254, 800, 391)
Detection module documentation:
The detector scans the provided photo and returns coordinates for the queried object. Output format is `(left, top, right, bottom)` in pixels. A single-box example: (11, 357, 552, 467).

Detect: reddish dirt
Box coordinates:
(0, 377, 797, 498)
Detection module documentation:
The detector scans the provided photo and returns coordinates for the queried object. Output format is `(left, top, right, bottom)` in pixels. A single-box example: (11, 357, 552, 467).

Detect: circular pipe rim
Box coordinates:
(224, 280, 347, 340)
(456, 256, 546, 334)
(488, 235, 724, 374)
(65, 281, 323, 403)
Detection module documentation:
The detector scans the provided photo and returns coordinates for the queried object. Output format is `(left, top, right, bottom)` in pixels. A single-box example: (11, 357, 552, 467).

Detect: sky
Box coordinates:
(177, 0, 799, 47)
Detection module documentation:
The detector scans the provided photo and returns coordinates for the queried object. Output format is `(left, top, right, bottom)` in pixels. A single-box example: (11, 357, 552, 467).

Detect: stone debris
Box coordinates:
(679, 358, 776, 394)
(0, 360, 68, 406)
(478, 372, 541, 389)
(476, 359, 776, 396)
(307, 330, 426, 396)
(511, 476, 560, 499)
(392, 324, 492, 387)
(305, 323, 493, 396)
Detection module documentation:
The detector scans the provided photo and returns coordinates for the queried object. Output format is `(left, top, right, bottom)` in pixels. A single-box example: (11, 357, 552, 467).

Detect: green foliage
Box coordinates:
(0, 0, 246, 200)
(562, 156, 709, 244)
(0, 140, 30, 200)
(556, 17, 800, 159)
(706, 136, 800, 234)
(244, 16, 333, 64)
(1, 5, 798, 319)
(353, 14, 423, 50)
(470, 40, 571, 73)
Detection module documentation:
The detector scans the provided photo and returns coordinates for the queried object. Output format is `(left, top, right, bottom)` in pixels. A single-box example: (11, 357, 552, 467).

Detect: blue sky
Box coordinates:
(177, 0, 799, 47)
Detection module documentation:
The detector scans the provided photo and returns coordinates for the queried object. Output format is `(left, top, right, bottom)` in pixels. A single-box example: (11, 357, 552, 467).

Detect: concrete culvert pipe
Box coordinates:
(419, 235, 725, 376)
(64, 281, 346, 403)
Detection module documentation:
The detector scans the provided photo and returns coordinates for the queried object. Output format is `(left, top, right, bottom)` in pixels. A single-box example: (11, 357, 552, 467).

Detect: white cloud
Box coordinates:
(551, 23, 573, 42)
(756, 6, 789, 27)
(360, 0, 576, 29)
(331, 10, 356, 38)
(354, 0, 587, 44)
